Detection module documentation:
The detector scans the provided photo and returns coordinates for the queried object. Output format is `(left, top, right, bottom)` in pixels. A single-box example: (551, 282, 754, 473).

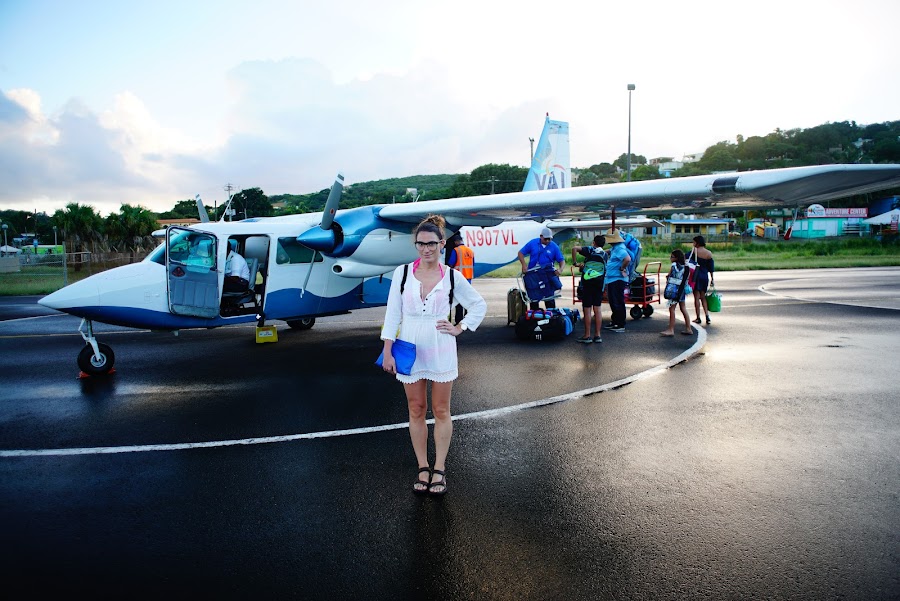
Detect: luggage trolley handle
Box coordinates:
(642, 261, 662, 304)
(570, 264, 582, 303)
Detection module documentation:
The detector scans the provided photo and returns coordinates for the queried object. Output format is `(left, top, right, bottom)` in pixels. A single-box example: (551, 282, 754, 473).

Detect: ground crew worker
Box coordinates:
(446, 232, 474, 323)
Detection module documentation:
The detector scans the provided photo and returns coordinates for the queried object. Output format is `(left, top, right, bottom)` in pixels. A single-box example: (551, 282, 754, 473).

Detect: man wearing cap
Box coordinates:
(602, 229, 631, 332)
(517, 226, 565, 310)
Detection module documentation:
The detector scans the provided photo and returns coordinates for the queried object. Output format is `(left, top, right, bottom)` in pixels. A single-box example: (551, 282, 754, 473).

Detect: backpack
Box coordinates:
(622, 232, 642, 281)
(581, 247, 607, 281)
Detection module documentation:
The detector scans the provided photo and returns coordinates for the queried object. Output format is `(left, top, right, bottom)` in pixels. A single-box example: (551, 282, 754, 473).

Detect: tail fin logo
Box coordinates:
(523, 116, 570, 192)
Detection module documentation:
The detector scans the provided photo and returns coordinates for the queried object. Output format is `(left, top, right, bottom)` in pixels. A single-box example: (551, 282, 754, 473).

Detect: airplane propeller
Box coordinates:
(296, 173, 344, 296)
(297, 173, 345, 254)
(320, 173, 344, 231)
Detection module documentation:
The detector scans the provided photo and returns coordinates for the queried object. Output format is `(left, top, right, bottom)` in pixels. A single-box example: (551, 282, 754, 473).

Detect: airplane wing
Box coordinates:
(375, 164, 900, 226)
(545, 217, 663, 230)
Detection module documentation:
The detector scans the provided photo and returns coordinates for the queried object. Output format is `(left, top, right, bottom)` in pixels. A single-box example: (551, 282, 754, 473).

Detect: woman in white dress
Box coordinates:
(380, 215, 487, 495)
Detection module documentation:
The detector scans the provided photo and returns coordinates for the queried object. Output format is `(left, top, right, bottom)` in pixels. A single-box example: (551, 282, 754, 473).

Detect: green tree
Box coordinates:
(629, 164, 661, 181)
(227, 187, 273, 219)
(105, 204, 159, 260)
(697, 142, 738, 172)
(52, 203, 103, 254)
(447, 164, 528, 197)
(588, 162, 616, 176)
(613, 153, 647, 171)
(574, 170, 599, 187)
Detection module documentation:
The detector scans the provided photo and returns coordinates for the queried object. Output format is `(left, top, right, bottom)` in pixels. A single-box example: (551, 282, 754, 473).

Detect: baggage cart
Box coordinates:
(572, 261, 662, 320)
(625, 261, 662, 320)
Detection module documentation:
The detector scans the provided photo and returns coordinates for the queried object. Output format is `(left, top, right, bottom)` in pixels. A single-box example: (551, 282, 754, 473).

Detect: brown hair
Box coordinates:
(693, 235, 706, 247)
(670, 248, 686, 265)
(414, 214, 445, 241)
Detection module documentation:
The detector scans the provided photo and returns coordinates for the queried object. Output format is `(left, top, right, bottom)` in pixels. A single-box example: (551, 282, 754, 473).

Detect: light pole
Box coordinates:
(53, 225, 58, 246)
(627, 83, 635, 182)
(1, 223, 7, 253)
(529, 137, 535, 164)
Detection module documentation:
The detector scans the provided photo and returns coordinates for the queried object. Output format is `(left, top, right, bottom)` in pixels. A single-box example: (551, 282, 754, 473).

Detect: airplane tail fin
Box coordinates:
(522, 114, 570, 192)
(195, 194, 210, 223)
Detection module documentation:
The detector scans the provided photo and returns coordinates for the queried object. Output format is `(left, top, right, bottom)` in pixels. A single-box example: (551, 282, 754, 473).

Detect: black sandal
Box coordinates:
(413, 467, 430, 494)
(428, 469, 448, 496)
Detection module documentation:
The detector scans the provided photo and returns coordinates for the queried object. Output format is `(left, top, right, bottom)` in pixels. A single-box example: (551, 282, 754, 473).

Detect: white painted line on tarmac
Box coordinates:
(759, 284, 900, 311)
(0, 326, 707, 458)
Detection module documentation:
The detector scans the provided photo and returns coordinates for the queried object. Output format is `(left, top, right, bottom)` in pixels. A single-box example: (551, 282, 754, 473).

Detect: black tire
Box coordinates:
(287, 317, 315, 330)
(642, 304, 654, 317)
(77, 343, 115, 376)
(630, 305, 643, 320)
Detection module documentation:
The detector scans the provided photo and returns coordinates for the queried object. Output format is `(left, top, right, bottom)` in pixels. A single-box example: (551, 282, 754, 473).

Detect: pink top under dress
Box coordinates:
(381, 261, 487, 383)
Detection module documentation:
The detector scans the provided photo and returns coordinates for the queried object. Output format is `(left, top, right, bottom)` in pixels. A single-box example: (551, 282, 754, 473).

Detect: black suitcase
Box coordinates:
(514, 309, 569, 342)
(628, 276, 656, 302)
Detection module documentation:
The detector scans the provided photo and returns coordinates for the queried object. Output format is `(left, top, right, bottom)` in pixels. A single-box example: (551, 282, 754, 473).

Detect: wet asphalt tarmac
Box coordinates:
(1, 268, 898, 599)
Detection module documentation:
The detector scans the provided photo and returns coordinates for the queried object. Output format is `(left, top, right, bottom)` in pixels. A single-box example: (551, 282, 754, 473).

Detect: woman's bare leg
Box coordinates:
(430, 380, 454, 491)
(404, 380, 430, 470)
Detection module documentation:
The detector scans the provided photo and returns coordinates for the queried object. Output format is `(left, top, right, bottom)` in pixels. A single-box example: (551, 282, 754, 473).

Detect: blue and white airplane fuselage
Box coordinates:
(38, 115, 900, 375)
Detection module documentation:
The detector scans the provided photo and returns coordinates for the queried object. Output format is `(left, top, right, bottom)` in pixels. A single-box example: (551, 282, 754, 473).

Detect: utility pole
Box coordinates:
(223, 183, 236, 221)
(488, 176, 499, 194)
(626, 84, 635, 182)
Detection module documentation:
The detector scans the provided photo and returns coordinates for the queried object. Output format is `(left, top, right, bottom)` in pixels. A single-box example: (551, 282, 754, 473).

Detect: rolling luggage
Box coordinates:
(507, 287, 527, 325)
(628, 275, 656, 302)
(514, 308, 576, 342)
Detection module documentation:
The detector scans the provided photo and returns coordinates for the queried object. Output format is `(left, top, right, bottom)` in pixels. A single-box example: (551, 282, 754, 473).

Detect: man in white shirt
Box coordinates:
(224, 239, 250, 293)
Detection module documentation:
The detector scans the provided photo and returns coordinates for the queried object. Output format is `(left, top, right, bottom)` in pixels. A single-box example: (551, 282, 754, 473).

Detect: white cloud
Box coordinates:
(1, 0, 898, 216)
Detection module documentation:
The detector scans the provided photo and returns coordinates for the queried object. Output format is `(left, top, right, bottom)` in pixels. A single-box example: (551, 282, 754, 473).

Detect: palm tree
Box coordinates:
(52, 203, 103, 269)
(105, 204, 159, 262)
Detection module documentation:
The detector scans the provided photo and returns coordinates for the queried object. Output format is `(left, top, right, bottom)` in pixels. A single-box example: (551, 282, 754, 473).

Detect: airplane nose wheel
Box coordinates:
(76, 318, 116, 376)
(77, 342, 116, 376)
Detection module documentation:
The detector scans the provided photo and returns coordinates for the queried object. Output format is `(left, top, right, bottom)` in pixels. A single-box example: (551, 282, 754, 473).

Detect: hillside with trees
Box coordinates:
(3, 119, 898, 255)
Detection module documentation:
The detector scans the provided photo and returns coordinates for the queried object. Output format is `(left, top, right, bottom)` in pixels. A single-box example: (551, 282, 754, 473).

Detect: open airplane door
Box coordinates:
(165, 227, 221, 318)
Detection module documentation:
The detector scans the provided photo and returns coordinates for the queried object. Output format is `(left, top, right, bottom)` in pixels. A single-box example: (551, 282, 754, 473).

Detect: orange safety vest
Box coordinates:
(453, 245, 475, 280)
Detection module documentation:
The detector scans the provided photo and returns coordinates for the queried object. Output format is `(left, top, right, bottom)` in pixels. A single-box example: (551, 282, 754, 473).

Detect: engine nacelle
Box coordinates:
(331, 259, 399, 279)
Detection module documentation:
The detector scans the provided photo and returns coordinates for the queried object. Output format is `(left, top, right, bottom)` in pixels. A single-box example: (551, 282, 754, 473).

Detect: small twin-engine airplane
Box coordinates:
(39, 115, 900, 375)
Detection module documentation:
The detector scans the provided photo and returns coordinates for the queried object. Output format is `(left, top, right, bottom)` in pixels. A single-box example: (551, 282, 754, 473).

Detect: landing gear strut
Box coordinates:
(77, 318, 115, 376)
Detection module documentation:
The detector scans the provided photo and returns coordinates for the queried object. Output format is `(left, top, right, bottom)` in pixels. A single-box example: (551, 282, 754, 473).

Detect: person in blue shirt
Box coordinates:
(517, 226, 565, 309)
(602, 229, 631, 332)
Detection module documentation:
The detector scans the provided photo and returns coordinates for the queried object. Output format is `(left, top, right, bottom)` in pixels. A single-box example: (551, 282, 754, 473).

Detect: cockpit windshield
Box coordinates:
(149, 228, 217, 269)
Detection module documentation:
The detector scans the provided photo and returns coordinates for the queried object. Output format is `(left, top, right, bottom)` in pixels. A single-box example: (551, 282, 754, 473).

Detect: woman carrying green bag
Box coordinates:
(690, 235, 715, 325)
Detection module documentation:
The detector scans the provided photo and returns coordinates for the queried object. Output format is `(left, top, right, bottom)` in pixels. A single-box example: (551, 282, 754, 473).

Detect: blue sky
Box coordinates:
(1, 0, 898, 216)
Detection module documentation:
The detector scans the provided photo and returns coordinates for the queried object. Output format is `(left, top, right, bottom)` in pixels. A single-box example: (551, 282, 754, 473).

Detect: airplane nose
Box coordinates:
(39, 277, 100, 312)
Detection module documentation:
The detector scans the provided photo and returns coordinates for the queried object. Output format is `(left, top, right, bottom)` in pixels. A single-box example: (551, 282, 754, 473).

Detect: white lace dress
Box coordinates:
(381, 263, 487, 383)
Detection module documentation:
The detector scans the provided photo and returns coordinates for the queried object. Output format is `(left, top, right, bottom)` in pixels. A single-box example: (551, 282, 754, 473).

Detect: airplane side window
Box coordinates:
(146, 242, 166, 265)
(276, 238, 324, 264)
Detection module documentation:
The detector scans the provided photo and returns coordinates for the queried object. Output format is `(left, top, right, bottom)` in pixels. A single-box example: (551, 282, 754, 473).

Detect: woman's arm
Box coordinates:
(380, 265, 405, 341)
(452, 277, 487, 331)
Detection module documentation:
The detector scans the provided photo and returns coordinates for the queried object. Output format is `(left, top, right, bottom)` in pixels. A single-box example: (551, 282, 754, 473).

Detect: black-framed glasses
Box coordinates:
(415, 241, 441, 250)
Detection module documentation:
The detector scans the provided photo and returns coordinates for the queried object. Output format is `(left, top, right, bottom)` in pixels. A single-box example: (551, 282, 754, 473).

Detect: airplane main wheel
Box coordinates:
(77, 343, 115, 376)
(642, 305, 654, 317)
(630, 306, 643, 320)
(287, 317, 316, 330)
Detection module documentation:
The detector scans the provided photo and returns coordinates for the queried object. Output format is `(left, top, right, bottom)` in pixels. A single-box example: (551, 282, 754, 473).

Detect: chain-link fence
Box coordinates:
(0, 251, 149, 295)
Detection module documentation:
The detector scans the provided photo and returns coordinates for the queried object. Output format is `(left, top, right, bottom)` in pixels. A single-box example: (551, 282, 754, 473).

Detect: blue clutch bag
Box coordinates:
(375, 339, 417, 375)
